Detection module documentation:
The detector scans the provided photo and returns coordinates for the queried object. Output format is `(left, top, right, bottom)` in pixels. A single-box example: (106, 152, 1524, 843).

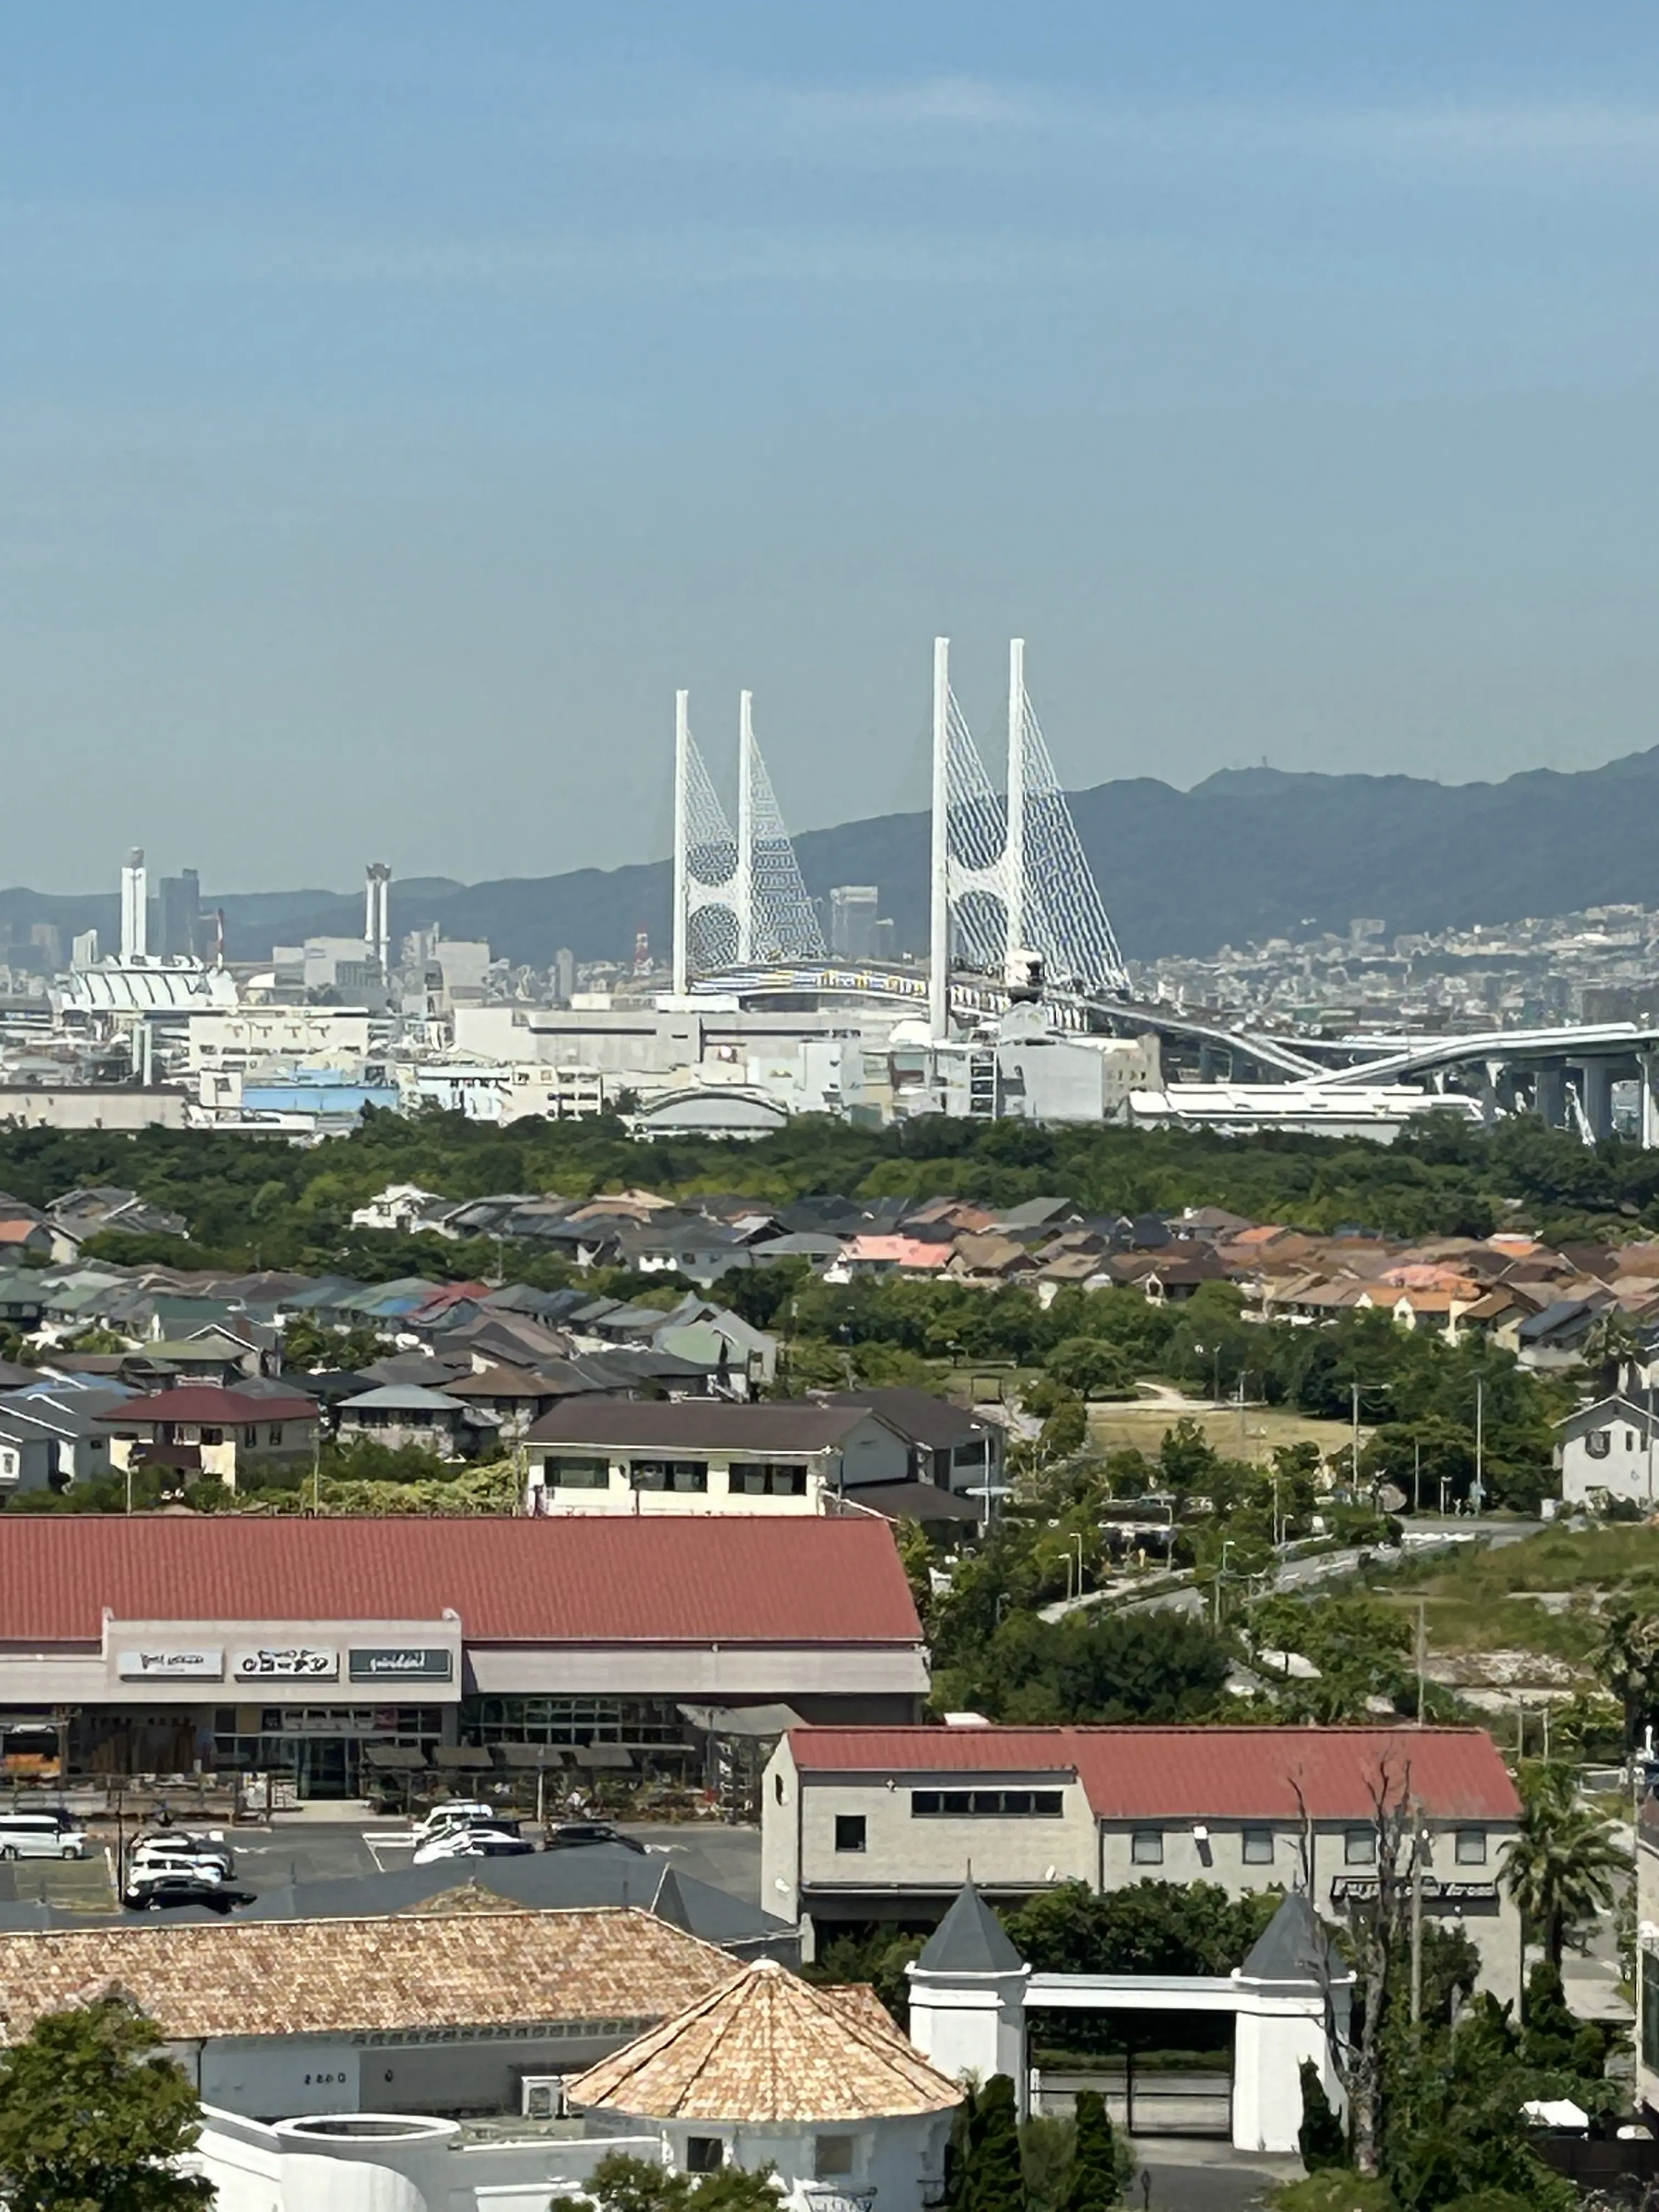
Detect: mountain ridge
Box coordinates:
(8, 745, 1659, 970)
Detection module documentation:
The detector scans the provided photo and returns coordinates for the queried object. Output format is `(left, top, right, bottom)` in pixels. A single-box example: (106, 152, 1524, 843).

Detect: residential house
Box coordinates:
(0, 1382, 134, 1492)
(826, 1236, 952, 1283)
(97, 1384, 320, 1489)
(1556, 1391, 1659, 1508)
(335, 1384, 500, 1461)
(525, 1399, 912, 1515)
(821, 1388, 1005, 1497)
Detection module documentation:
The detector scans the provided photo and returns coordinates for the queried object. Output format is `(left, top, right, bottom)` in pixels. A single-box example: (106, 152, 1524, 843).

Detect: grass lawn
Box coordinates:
(1085, 1401, 1358, 1467)
(1373, 1522, 1659, 1663)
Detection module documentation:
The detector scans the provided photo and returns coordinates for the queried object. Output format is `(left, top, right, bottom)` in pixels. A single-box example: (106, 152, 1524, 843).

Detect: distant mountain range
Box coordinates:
(10, 745, 1659, 971)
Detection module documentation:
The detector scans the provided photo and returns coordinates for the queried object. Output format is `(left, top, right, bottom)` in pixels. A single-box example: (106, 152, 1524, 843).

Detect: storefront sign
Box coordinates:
(234, 1647, 338, 1680)
(348, 1647, 454, 1683)
(117, 1649, 224, 1681)
(1330, 1876, 1498, 1905)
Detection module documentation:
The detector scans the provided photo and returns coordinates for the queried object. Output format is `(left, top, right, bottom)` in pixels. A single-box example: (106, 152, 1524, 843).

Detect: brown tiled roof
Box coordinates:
(567, 1960, 961, 2123)
(0, 1908, 732, 2044)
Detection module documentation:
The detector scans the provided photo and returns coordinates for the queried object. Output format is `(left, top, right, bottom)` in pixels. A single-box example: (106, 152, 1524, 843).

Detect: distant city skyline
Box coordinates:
(4, 4, 1659, 889)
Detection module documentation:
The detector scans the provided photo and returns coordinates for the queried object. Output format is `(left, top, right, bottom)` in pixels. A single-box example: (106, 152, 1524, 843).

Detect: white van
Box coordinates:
(0, 1813, 88, 1860)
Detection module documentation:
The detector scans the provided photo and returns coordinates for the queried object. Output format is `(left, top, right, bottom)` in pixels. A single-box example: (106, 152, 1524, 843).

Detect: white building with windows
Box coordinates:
(1556, 1390, 1659, 1508)
(764, 1723, 1523, 2007)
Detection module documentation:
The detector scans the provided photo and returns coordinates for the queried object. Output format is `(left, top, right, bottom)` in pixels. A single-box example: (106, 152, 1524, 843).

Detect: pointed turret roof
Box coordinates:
(913, 1882, 1025, 1976)
(566, 1959, 961, 2123)
(1240, 1889, 1336, 1984)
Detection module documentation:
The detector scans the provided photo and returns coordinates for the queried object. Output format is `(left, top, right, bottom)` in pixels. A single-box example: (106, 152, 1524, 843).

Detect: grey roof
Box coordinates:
(915, 1882, 1024, 1976)
(527, 1400, 872, 1452)
(1240, 1889, 1335, 1983)
(237, 1841, 795, 1957)
(821, 1387, 988, 1451)
(338, 1384, 471, 1412)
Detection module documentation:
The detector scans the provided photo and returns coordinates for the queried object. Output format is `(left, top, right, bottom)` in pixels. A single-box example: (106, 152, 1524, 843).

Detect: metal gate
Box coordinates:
(1031, 2057, 1233, 2140)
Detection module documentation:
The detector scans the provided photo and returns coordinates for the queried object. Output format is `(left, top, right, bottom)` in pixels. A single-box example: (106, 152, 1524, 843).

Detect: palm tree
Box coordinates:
(1502, 1768, 1627, 1967)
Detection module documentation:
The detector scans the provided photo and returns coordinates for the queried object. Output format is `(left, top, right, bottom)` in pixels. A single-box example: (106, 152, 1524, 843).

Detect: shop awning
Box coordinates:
(489, 1743, 573, 1770)
(431, 1743, 494, 1770)
(568, 1743, 634, 1770)
(363, 1743, 427, 1771)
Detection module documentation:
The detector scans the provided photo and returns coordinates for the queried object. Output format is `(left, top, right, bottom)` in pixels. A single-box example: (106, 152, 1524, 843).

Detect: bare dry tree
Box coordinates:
(1291, 1753, 1418, 2178)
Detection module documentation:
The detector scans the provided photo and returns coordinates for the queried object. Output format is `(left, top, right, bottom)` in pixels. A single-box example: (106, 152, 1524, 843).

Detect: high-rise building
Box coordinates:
(159, 868, 200, 958)
(554, 946, 577, 1003)
(830, 885, 880, 961)
(119, 851, 148, 962)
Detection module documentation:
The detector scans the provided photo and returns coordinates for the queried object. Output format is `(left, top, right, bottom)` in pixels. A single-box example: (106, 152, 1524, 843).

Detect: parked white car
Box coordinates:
(410, 1802, 496, 1845)
(0, 1814, 88, 1861)
(411, 1825, 522, 1866)
(127, 1850, 227, 1888)
(125, 1858, 224, 1893)
(132, 1831, 234, 1875)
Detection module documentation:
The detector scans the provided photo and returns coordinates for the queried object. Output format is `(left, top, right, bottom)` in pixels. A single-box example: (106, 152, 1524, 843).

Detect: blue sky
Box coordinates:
(4, 3, 1659, 890)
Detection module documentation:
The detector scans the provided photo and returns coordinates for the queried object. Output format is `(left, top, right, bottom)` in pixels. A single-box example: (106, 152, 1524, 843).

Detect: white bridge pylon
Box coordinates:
(929, 636, 1128, 1038)
(672, 689, 826, 992)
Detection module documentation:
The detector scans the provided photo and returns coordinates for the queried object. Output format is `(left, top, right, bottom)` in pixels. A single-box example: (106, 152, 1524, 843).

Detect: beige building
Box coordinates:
(764, 1723, 1525, 2005)
(525, 1400, 912, 1517)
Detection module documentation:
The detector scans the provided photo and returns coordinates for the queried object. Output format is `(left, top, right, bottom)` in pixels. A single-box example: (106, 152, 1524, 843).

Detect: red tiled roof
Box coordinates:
(0, 1517, 923, 1649)
(786, 1725, 1519, 1821)
(98, 1386, 320, 1426)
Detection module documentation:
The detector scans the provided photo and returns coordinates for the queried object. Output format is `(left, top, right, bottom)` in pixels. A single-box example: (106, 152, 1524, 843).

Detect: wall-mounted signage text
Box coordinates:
(233, 1647, 339, 1681)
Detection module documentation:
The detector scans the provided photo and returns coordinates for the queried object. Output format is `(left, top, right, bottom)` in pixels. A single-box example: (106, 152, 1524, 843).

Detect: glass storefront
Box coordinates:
(468, 1695, 687, 1753)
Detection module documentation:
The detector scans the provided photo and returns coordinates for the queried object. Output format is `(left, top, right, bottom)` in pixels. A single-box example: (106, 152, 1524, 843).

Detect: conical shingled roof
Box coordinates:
(566, 1960, 962, 2123)
(913, 1882, 1025, 1976)
(1240, 1889, 1336, 1983)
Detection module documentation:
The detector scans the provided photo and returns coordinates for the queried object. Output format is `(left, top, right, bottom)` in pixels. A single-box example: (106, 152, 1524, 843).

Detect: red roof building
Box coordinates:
(768, 1724, 1523, 2008)
(0, 1518, 926, 1800)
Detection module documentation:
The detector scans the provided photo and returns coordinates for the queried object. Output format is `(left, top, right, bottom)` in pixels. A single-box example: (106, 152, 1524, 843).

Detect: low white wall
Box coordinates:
(196, 2109, 663, 2212)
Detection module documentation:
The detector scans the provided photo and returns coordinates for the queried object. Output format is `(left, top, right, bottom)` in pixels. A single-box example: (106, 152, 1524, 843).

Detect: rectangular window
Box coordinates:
(630, 1459, 709, 1493)
(728, 1463, 809, 1497)
(910, 1790, 1064, 1818)
(834, 1814, 867, 1854)
(1242, 1826, 1274, 1865)
(815, 2136, 855, 2180)
(544, 1456, 610, 1489)
(1131, 1830, 1164, 1865)
(200, 1427, 223, 1446)
(1344, 1828, 1378, 1866)
(267, 1426, 283, 1446)
(686, 2138, 724, 2174)
(1454, 1827, 1487, 1865)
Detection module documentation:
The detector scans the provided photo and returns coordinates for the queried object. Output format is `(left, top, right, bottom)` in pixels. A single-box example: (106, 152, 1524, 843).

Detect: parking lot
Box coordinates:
(129, 1816, 767, 1913)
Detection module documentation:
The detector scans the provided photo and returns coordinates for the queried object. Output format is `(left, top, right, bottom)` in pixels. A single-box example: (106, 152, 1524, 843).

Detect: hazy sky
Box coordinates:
(4, 3, 1659, 893)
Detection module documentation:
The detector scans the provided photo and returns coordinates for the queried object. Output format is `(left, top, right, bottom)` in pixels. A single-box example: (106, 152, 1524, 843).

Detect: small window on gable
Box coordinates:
(1242, 1826, 1274, 1865)
(686, 2137, 724, 2174)
(835, 1815, 867, 1854)
(1131, 1829, 1164, 1866)
(1455, 1827, 1487, 1865)
(1344, 1828, 1377, 1866)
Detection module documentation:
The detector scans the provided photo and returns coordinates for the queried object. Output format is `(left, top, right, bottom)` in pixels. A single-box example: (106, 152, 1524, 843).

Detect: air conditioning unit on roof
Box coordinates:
(521, 2074, 567, 2120)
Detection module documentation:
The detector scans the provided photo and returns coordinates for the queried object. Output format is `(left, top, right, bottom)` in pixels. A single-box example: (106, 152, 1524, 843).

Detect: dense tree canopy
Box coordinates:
(0, 1997, 213, 2212)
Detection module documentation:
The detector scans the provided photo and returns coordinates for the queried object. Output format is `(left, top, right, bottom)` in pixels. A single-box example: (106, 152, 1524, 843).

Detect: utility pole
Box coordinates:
(1416, 1599, 1427, 1724)
(1351, 1381, 1362, 1489)
(1472, 1376, 1485, 1515)
(929, 638, 951, 1042)
(672, 690, 691, 997)
(1409, 1798, 1424, 2025)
